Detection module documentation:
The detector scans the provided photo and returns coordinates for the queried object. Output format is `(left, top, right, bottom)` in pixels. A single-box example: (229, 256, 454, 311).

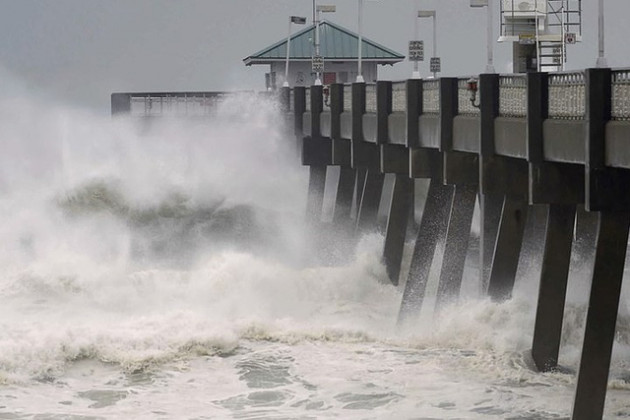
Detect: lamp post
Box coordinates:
(596, 0, 607, 68)
(357, 0, 364, 82)
(314, 4, 336, 85)
(284, 16, 307, 88)
(356, 0, 380, 83)
(411, 12, 421, 79)
(470, 0, 495, 73)
(418, 10, 437, 78)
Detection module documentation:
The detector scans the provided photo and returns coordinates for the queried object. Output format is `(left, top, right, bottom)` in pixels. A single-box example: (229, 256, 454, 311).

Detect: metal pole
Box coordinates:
(413, 14, 420, 78)
(284, 18, 292, 87)
(432, 14, 437, 79)
(596, 0, 607, 67)
(315, 11, 322, 85)
(560, 1, 566, 71)
(486, 0, 495, 73)
(534, 0, 540, 73)
(357, 0, 365, 82)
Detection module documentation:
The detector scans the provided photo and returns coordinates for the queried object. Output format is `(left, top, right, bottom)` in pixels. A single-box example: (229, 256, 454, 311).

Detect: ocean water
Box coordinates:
(1, 82, 630, 419)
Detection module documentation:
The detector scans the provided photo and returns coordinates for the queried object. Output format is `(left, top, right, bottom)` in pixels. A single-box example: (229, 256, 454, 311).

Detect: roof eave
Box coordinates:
(244, 57, 404, 65)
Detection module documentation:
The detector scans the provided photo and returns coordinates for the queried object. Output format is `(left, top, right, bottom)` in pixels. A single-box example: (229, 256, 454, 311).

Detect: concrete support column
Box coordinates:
(406, 79, 423, 148)
(571, 67, 630, 420)
(356, 170, 384, 232)
(333, 167, 357, 225)
(398, 180, 453, 325)
(480, 193, 503, 293)
(303, 86, 331, 221)
(306, 166, 327, 220)
(486, 196, 529, 301)
(279, 86, 291, 113)
(434, 184, 477, 313)
(293, 87, 306, 138)
(478, 73, 505, 294)
(585, 68, 630, 211)
(531, 203, 576, 371)
(376, 81, 392, 145)
(571, 211, 630, 420)
(383, 174, 414, 285)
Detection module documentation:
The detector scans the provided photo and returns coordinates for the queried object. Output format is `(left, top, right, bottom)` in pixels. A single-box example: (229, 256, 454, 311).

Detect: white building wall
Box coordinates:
(269, 61, 379, 88)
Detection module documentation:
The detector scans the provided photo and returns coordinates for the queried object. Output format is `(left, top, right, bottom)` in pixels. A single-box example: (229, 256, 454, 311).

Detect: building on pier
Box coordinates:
(243, 20, 404, 89)
(499, 0, 583, 72)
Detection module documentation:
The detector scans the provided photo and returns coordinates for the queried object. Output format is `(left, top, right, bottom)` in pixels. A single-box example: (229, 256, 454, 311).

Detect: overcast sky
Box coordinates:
(1, 0, 628, 114)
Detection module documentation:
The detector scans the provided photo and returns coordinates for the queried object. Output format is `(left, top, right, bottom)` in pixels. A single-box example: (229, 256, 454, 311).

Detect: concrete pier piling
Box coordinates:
(114, 63, 630, 419)
(286, 66, 630, 419)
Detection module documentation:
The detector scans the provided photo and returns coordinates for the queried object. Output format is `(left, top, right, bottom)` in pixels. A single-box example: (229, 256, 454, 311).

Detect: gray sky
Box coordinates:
(1, 0, 628, 114)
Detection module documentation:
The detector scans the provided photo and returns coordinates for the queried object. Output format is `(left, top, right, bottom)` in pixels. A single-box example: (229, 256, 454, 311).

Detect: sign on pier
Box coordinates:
(312, 55, 324, 72)
(430, 57, 441, 73)
(408, 41, 424, 62)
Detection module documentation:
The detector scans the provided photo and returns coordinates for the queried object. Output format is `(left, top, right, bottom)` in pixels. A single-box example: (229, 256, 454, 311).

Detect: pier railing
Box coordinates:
(422, 80, 440, 114)
(613, 69, 630, 121)
(548, 71, 585, 120)
(498, 75, 527, 117)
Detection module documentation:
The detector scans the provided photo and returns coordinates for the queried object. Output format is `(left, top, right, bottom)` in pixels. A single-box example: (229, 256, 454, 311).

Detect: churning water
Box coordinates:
(1, 77, 630, 419)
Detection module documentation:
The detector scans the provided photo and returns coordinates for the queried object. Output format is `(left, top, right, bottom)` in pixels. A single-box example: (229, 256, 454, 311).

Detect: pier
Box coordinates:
(112, 67, 630, 419)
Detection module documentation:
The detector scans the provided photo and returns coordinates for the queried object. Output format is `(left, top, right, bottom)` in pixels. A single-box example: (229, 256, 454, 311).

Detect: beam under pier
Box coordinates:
(571, 211, 630, 420)
(531, 203, 576, 372)
(398, 180, 453, 326)
(486, 196, 529, 301)
(382, 174, 414, 285)
(479, 193, 503, 294)
(434, 184, 477, 313)
(306, 165, 327, 221)
(332, 167, 357, 226)
(356, 170, 384, 232)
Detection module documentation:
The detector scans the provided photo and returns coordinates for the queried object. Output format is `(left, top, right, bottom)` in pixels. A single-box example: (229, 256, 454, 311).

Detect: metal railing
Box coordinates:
(457, 78, 480, 115)
(128, 93, 230, 117)
(343, 84, 353, 112)
(392, 82, 406, 112)
(366, 84, 377, 113)
(548, 71, 585, 120)
(612, 70, 630, 121)
(422, 80, 440, 114)
(499, 75, 528, 117)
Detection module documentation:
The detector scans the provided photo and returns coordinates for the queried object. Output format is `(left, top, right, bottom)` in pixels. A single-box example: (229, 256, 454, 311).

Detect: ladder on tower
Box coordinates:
(537, 0, 582, 71)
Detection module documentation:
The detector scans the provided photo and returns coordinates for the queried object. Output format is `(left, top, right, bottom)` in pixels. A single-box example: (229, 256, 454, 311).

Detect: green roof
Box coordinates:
(243, 20, 404, 65)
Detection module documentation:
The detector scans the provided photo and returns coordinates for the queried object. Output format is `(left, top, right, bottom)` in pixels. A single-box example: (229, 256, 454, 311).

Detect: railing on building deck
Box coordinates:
(392, 82, 406, 113)
(457, 78, 479, 115)
(499, 75, 528, 118)
(548, 72, 585, 120)
(423, 80, 440, 114)
(612, 70, 630, 121)
(365, 84, 377, 113)
(129, 92, 231, 117)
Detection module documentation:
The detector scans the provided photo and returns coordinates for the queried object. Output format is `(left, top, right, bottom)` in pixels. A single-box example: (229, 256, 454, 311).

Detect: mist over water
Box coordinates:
(1, 70, 630, 418)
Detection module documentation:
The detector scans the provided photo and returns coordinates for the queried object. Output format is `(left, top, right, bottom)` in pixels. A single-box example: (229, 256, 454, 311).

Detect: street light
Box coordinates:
(283, 16, 307, 88)
(418, 10, 437, 78)
(314, 4, 336, 85)
(596, 0, 607, 67)
(470, 0, 495, 73)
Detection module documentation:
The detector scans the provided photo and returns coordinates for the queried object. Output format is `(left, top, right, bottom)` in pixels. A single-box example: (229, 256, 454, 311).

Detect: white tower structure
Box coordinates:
(498, 0, 582, 72)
